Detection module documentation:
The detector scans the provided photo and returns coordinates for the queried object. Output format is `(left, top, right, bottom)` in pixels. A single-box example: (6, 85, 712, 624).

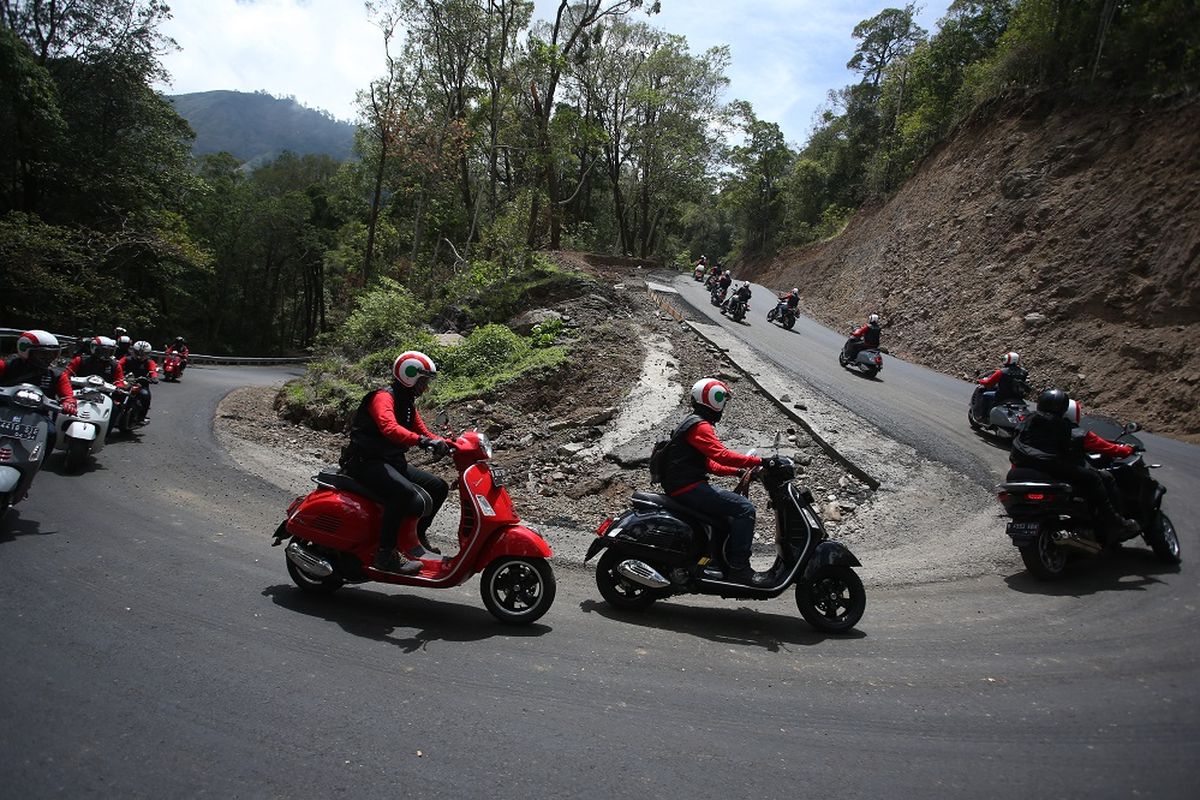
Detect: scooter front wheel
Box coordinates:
(795, 566, 865, 633)
(64, 438, 89, 474)
(481, 557, 555, 625)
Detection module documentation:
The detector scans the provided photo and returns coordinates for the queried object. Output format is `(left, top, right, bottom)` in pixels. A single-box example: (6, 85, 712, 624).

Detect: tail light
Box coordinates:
(596, 517, 613, 537)
(874, 356, 882, 365)
(0, 446, 11, 462)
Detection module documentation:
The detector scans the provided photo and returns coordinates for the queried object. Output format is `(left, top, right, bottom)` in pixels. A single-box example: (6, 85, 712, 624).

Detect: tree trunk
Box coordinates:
(364, 137, 388, 284)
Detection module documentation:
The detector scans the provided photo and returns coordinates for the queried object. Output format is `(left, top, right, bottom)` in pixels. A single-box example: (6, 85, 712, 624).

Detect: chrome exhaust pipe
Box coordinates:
(286, 541, 334, 578)
(1052, 530, 1103, 554)
(616, 559, 670, 589)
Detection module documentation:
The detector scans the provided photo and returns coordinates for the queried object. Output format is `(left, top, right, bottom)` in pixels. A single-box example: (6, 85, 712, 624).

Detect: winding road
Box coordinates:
(1, 300, 1197, 797)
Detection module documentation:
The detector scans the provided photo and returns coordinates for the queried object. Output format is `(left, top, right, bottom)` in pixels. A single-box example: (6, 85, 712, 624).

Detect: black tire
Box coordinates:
(595, 548, 660, 611)
(480, 557, 555, 625)
(783, 315, 795, 330)
(863, 366, 879, 378)
(1019, 530, 1069, 580)
(837, 352, 847, 367)
(968, 410, 982, 431)
(285, 541, 345, 594)
(1144, 512, 1182, 564)
(64, 438, 89, 474)
(795, 566, 865, 633)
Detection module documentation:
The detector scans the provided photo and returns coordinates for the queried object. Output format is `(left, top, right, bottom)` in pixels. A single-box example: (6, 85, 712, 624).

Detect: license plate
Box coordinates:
(0, 420, 37, 440)
(489, 466, 507, 487)
(1006, 521, 1040, 536)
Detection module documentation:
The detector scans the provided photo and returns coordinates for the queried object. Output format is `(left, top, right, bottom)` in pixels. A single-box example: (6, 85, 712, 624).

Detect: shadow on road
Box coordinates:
(262, 584, 551, 652)
(1003, 547, 1181, 597)
(578, 598, 865, 651)
(0, 510, 53, 544)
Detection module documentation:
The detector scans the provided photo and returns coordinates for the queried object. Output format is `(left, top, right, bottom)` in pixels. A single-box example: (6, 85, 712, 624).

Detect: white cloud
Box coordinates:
(158, 0, 950, 137)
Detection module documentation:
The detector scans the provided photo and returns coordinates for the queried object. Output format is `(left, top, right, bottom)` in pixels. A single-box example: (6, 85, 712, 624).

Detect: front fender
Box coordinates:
(802, 540, 861, 582)
(476, 524, 552, 568)
(66, 421, 98, 442)
(585, 537, 608, 562)
(0, 466, 21, 493)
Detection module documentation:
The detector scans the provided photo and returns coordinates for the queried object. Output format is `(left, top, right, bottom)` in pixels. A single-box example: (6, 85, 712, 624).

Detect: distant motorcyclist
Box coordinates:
(725, 281, 752, 315)
(843, 313, 882, 361)
(974, 351, 1029, 420)
(340, 351, 452, 574)
(117, 340, 159, 421)
(1010, 389, 1139, 542)
(165, 337, 190, 376)
(774, 287, 800, 317)
(115, 334, 132, 359)
(0, 330, 76, 415)
(692, 255, 708, 280)
(660, 378, 765, 584)
(66, 336, 125, 387)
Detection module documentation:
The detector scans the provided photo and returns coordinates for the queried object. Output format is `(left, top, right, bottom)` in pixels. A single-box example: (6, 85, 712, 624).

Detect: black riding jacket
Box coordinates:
(1011, 411, 1086, 467)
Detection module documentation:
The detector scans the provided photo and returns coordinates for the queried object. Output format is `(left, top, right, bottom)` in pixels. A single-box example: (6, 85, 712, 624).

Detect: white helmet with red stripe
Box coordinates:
(17, 330, 60, 368)
(691, 377, 731, 413)
(392, 350, 437, 388)
(1003, 351, 1020, 366)
(1063, 399, 1081, 425)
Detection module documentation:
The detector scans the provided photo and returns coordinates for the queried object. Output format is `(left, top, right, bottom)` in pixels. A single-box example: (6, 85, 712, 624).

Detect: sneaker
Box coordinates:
(373, 549, 421, 575)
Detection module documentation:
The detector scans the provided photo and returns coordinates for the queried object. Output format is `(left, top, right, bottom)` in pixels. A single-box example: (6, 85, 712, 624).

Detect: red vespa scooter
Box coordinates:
(271, 430, 556, 624)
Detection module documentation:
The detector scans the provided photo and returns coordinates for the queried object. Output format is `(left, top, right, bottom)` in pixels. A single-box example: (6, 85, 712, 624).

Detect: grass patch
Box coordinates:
(424, 345, 567, 406)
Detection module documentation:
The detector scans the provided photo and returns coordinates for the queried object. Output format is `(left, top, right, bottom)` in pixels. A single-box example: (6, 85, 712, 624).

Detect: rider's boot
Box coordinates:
(373, 548, 422, 575)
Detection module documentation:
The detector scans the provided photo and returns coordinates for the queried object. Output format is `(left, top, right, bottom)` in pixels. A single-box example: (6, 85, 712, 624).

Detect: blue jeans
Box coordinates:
(674, 481, 756, 570)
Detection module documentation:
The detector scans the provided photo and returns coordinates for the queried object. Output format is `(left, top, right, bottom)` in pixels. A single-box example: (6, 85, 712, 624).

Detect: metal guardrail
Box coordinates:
(0, 328, 311, 367)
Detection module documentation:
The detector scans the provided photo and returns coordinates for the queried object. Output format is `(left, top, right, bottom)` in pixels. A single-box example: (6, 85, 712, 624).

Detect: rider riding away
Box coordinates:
(1010, 389, 1139, 542)
(0, 330, 76, 414)
(661, 379, 765, 584)
(974, 351, 1029, 419)
(845, 314, 882, 360)
(775, 287, 800, 317)
(341, 351, 452, 574)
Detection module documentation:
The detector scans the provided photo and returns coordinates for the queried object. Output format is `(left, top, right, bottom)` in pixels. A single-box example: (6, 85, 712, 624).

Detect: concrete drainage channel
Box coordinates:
(648, 280, 1014, 586)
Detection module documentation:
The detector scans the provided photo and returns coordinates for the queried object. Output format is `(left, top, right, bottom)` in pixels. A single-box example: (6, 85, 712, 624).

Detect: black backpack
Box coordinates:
(648, 414, 701, 485)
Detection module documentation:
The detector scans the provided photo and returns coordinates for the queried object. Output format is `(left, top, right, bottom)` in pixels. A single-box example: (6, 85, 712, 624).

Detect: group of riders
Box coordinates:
(1, 327, 192, 423)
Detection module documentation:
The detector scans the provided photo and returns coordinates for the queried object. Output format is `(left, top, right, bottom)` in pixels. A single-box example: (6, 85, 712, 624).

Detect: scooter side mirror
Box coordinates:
(1124, 421, 1141, 434)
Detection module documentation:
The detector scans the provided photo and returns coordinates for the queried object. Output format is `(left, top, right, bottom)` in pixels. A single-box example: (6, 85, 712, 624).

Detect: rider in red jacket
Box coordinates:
(0, 330, 76, 414)
(66, 336, 126, 387)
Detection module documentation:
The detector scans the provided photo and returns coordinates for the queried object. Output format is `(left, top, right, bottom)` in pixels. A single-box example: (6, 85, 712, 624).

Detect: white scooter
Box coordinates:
(54, 375, 115, 473)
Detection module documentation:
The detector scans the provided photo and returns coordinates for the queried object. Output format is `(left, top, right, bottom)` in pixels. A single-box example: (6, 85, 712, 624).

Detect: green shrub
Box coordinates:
(324, 277, 430, 353)
(530, 317, 565, 348)
(438, 324, 530, 378)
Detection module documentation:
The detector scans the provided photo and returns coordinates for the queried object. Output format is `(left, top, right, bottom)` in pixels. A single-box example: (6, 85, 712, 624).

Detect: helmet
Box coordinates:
(868, 313, 880, 324)
(132, 340, 152, 359)
(113, 326, 127, 337)
(1063, 399, 1082, 424)
(1003, 351, 1020, 366)
(392, 351, 437, 389)
(118, 335, 132, 347)
(791, 287, 798, 295)
(1036, 388, 1069, 415)
(92, 336, 116, 359)
(16, 330, 60, 368)
(691, 377, 731, 413)
(174, 336, 186, 345)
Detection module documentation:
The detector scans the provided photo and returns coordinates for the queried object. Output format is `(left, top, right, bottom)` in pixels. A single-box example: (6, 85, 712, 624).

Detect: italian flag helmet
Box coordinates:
(392, 351, 437, 388)
(17, 329, 60, 356)
(691, 377, 731, 412)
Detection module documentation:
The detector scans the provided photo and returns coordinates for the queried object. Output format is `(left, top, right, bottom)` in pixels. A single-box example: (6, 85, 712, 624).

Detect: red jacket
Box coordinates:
(0, 358, 74, 406)
(118, 356, 159, 380)
(66, 355, 126, 387)
(366, 391, 441, 448)
(978, 368, 1003, 388)
(1083, 431, 1134, 459)
(668, 420, 763, 495)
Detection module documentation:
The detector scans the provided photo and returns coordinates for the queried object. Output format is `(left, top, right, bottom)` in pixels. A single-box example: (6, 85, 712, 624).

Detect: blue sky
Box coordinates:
(158, 0, 950, 146)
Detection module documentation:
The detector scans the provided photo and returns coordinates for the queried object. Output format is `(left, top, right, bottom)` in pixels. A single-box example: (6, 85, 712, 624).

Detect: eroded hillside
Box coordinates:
(745, 94, 1200, 439)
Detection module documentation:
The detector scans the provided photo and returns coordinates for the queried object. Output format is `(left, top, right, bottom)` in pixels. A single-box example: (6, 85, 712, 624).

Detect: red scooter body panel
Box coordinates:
(473, 524, 553, 570)
(287, 487, 379, 553)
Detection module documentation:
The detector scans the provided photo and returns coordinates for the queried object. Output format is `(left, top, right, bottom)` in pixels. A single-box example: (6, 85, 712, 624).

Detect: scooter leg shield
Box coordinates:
(475, 524, 553, 569)
(802, 540, 862, 582)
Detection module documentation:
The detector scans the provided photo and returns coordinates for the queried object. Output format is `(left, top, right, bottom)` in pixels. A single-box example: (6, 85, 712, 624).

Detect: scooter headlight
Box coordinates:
(13, 388, 44, 407)
(475, 432, 494, 459)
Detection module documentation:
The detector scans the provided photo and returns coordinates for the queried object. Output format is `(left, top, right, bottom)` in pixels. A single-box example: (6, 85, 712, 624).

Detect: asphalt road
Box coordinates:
(1, 345, 1197, 797)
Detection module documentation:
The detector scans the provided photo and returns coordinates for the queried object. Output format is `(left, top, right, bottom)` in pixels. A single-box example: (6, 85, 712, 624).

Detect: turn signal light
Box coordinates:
(596, 518, 613, 537)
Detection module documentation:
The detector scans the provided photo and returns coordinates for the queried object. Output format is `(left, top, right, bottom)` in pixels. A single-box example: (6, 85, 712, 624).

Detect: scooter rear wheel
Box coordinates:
(595, 548, 659, 611)
(481, 556, 555, 625)
(795, 566, 865, 633)
(1019, 530, 1069, 580)
(286, 542, 345, 594)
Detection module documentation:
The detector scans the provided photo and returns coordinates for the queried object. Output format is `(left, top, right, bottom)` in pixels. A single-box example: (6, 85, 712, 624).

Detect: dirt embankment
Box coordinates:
(745, 94, 1200, 439)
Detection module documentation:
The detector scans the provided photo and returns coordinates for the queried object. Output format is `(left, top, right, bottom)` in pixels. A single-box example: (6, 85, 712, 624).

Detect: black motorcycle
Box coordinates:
(996, 422, 1181, 579)
(766, 302, 797, 330)
(111, 375, 154, 435)
(710, 284, 728, 307)
(587, 455, 866, 633)
(723, 293, 749, 323)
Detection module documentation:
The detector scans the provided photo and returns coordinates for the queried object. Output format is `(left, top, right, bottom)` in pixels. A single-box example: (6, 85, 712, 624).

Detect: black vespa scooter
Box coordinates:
(587, 453, 866, 633)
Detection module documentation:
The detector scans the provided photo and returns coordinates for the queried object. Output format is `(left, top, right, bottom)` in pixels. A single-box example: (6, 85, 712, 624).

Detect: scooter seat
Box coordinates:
(315, 468, 387, 504)
(632, 491, 725, 528)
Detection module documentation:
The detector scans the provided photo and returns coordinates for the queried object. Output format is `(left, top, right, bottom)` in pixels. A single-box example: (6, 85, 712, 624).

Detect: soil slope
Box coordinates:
(744, 94, 1200, 439)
